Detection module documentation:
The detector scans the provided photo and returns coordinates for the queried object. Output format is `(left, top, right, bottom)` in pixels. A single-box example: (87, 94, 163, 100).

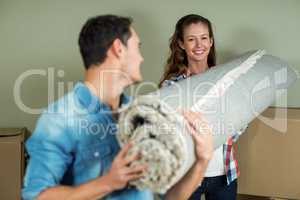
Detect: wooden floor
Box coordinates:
(238, 194, 293, 200)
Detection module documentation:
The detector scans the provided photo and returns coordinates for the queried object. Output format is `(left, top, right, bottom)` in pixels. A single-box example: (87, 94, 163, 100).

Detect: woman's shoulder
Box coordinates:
(161, 73, 187, 87)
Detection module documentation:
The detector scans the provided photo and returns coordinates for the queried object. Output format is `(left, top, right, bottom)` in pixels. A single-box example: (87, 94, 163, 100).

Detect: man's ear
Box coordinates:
(110, 38, 124, 59)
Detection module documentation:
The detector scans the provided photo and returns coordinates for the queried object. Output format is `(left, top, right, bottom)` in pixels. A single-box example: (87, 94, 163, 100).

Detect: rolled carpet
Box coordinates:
(117, 50, 297, 193)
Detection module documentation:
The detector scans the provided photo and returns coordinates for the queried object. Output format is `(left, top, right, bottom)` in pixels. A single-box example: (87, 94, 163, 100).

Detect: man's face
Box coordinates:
(121, 27, 144, 84)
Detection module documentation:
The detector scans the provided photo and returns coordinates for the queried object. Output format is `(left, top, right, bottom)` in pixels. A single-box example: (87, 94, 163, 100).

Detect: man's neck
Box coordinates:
(84, 81, 120, 111)
(84, 65, 127, 111)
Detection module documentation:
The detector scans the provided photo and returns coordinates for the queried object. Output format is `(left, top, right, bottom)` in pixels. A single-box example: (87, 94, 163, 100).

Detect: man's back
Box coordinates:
(22, 82, 154, 200)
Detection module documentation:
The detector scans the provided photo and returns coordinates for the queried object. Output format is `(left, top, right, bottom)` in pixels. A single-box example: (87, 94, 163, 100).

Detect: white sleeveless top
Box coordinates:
(204, 146, 225, 177)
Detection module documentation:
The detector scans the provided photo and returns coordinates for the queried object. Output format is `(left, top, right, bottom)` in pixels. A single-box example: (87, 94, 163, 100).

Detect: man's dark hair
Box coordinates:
(78, 15, 133, 69)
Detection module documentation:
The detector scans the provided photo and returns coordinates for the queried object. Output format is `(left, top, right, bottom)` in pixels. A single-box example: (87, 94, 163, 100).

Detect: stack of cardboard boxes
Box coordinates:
(0, 128, 28, 200)
(236, 108, 300, 200)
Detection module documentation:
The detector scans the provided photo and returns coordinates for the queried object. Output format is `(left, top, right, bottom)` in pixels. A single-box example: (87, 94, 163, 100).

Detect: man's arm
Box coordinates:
(37, 175, 113, 200)
(165, 111, 213, 200)
(37, 143, 146, 200)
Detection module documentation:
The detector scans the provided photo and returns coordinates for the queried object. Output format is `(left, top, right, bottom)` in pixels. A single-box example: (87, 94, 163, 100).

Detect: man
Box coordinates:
(22, 15, 213, 200)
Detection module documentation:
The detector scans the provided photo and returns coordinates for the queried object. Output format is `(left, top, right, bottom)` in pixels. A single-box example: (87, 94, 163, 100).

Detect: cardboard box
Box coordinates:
(0, 128, 28, 200)
(236, 108, 300, 199)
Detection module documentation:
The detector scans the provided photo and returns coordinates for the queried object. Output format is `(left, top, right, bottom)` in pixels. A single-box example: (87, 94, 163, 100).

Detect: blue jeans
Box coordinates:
(188, 175, 237, 200)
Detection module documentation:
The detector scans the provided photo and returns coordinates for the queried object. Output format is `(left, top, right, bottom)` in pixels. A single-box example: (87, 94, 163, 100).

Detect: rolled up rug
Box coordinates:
(117, 50, 297, 193)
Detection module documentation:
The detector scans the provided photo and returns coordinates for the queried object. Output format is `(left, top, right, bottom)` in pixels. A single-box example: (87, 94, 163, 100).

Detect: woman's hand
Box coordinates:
(182, 111, 214, 165)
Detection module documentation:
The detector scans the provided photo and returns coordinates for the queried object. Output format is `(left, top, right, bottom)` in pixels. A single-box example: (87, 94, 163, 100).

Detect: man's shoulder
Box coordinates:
(31, 89, 79, 137)
(46, 93, 74, 114)
(44, 84, 87, 117)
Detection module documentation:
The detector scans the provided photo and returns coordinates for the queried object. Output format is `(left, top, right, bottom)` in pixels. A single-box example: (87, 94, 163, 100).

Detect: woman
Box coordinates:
(159, 14, 239, 200)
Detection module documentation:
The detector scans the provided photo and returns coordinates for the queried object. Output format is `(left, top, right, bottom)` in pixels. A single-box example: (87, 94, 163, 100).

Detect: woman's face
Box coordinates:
(179, 22, 213, 64)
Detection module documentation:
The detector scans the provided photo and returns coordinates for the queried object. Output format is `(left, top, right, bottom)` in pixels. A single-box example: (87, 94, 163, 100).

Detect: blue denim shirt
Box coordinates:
(22, 82, 154, 200)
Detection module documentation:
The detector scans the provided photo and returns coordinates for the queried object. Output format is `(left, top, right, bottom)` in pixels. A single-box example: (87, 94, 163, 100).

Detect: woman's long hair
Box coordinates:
(159, 14, 216, 87)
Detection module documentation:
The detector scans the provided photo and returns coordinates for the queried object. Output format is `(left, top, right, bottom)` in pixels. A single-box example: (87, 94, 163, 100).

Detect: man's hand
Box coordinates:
(182, 111, 213, 165)
(35, 142, 146, 200)
(106, 142, 147, 191)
